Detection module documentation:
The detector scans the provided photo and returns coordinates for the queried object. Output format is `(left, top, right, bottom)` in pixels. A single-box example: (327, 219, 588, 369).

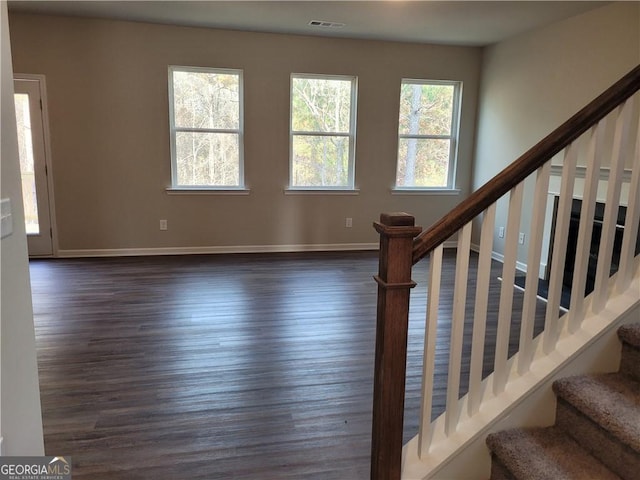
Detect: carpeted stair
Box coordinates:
(486, 323, 640, 480)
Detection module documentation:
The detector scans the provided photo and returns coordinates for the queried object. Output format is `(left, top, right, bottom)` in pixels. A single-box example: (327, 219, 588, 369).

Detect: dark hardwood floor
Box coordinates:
(29, 250, 548, 479)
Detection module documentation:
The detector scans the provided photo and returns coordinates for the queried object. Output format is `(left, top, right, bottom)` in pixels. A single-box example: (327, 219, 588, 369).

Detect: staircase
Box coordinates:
(370, 65, 640, 480)
(486, 323, 640, 480)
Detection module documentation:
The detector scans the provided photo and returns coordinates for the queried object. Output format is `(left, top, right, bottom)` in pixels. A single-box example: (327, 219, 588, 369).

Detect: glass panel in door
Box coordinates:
(14, 92, 40, 235)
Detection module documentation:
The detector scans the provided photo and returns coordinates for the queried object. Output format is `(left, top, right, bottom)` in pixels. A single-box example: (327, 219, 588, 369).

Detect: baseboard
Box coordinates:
(56, 243, 380, 258)
(470, 243, 547, 279)
(492, 250, 528, 275)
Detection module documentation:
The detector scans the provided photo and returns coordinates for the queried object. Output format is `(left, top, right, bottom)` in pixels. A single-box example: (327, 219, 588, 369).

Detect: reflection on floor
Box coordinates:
(29, 250, 549, 479)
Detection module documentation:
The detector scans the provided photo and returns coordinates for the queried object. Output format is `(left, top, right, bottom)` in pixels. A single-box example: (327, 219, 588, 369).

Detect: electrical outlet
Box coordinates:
(498, 226, 505, 238)
(159, 219, 168, 231)
(519, 232, 525, 245)
(345, 217, 353, 228)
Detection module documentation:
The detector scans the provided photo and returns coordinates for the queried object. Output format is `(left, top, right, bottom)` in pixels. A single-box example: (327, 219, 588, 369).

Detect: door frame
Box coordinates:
(14, 73, 58, 257)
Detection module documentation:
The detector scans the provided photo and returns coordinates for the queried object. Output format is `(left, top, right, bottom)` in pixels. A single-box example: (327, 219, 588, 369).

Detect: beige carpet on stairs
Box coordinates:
(485, 323, 640, 480)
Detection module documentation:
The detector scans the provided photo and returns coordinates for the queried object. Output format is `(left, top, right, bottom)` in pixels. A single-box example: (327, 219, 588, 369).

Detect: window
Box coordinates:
(290, 74, 357, 189)
(168, 66, 243, 189)
(396, 80, 461, 190)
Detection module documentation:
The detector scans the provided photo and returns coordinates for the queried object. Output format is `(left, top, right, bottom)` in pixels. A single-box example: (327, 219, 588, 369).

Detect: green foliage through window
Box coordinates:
(290, 75, 357, 188)
(396, 81, 461, 189)
(169, 67, 243, 188)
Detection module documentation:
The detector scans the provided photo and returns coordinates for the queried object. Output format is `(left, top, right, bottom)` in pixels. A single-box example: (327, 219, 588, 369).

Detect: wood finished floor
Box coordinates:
(29, 251, 548, 479)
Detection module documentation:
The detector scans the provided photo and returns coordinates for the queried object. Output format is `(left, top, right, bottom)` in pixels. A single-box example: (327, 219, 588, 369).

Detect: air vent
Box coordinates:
(308, 20, 346, 28)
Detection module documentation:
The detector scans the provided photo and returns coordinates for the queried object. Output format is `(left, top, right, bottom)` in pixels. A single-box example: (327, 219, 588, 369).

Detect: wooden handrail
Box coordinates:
(412, 64, 640, 264)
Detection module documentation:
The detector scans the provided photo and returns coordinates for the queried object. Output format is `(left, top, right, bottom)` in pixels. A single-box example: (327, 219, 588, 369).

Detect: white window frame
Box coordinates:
(394, 79, 462, 192)
(168, 65, 245, 191)
(288, 73, 358, 191)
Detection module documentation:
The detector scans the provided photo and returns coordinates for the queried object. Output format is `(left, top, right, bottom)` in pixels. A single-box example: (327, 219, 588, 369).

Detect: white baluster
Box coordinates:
(445, 222, 472, 435)
(617, 112, 640, 291)
(567, 119, 607, 332)
(468, 203, 496, 416)
(418, 244, 443, 458)
(518, 162, 551, 374)
(543, 143, 578, 353)
(593, 98, 634, 311)
(493, 183, 524, 395)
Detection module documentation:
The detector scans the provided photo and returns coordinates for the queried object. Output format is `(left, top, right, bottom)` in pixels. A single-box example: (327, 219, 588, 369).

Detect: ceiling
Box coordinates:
(8, 1, 610, 47)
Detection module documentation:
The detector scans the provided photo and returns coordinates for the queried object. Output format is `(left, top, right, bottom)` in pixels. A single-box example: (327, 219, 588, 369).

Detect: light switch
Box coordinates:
(1, 198, 13, 239)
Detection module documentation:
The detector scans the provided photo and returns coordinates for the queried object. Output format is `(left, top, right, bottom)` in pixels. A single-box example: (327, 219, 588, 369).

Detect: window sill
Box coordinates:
(284, 188, 360, 195)
(391, 188, 461, 195)
(166, 187, 250, 196)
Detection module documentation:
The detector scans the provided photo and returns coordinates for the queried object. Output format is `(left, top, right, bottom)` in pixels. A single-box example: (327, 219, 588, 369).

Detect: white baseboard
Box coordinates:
(57, 242, 380, 258)
(488, 249, 528, 274)
(55, 239, 462, 259)
(470, 243, 547, 278)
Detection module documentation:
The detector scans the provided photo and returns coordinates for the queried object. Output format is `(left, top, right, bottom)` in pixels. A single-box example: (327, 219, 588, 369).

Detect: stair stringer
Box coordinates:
(401, 264, 640, 480)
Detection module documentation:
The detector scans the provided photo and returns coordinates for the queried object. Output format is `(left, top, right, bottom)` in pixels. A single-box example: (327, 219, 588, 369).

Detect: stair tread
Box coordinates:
(486, 427, 621, 480)
(618, 323, 640, 349)
(552, 372, 640, 452)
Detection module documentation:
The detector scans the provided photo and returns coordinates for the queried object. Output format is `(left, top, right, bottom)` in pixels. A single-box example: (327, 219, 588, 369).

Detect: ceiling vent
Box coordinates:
(308, 20, 346, 29)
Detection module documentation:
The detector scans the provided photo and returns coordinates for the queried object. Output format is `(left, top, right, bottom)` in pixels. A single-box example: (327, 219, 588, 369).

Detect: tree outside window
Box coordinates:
(396, 80, 461, 189)
(290, 74, 357, 189)
(169, 67, 244, 188)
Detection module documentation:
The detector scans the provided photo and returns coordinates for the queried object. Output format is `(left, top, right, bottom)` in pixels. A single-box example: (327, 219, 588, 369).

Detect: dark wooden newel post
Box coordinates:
(371, 212, 422, 480)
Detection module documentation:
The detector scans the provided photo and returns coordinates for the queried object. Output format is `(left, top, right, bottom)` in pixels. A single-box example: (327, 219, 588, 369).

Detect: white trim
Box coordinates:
(284, 188, 360, 195)
(289, 73, 358, 189)
(499, 275, 569, 313)
(168, 66, 245, 189)
(470, 243, 546, 279)
(58, 240, 459, 258)
(165, 187, 250, 195)
(395, 79, 462, 190)
(548, 165, 633, 206)
(550, 164, 632, 182)
(398, 133, 452, 140)
(490, 249, 527, 274)
(57, 243, 380, 258)
(391, 188, 461, 196)
(290, 130, 351, 137)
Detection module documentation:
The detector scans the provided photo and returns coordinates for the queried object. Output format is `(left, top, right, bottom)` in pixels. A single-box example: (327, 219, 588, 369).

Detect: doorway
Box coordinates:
(14, 76, 54, 256)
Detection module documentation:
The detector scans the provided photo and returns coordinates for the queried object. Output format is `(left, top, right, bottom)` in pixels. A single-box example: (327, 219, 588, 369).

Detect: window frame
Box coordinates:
(394, 78, 462, 192)
(168, 65, 245, 191)
(288, 73, 358, 191)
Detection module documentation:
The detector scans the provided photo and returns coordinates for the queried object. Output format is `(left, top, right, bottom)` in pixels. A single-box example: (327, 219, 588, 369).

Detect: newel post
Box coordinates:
(371, 213, 422, 480)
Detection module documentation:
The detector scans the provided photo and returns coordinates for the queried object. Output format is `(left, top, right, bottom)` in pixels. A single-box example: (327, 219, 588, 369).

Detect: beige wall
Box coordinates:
(1, 2, 44, 455)
(473, 2, 640, 267)
(8, 13, 482, 253)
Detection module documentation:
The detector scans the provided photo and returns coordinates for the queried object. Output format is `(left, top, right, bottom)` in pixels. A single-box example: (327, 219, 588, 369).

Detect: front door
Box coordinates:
(14, 77, 53, 256)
